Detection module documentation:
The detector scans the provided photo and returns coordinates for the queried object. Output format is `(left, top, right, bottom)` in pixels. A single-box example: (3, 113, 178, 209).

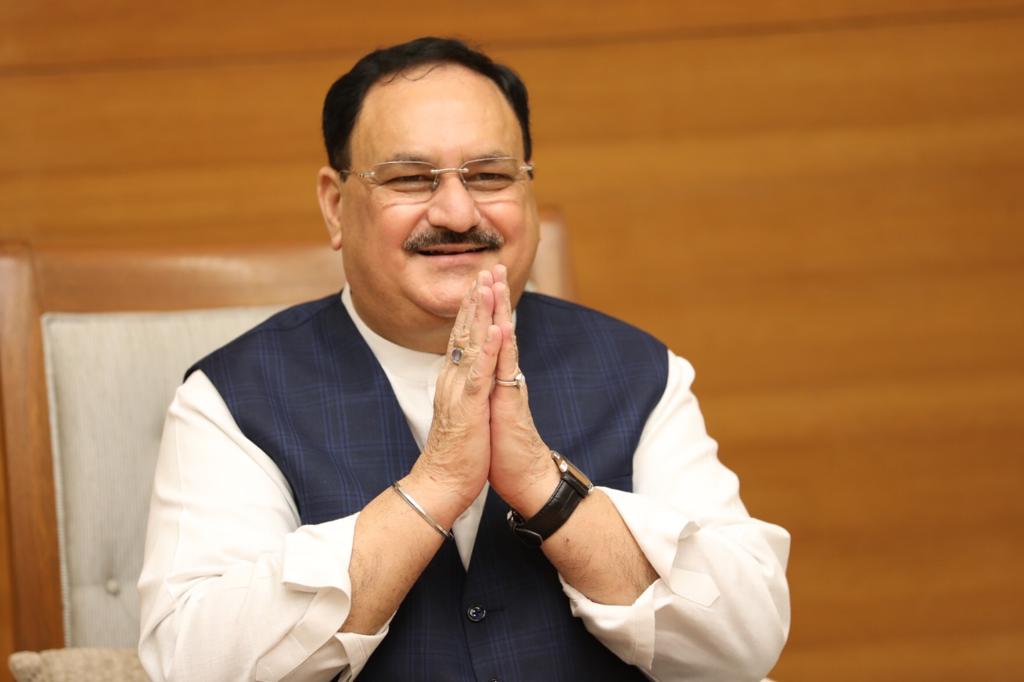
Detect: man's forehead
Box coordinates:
(349, 63, 524, 164)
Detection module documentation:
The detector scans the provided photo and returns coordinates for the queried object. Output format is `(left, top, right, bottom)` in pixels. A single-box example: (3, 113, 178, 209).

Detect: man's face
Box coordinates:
(334, 63, 539, 335)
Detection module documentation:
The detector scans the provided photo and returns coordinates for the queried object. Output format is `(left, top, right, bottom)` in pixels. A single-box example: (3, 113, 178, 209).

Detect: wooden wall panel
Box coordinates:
(2, 3, 1023, 681)
(4, 15, 1023, 246)
(3, 1, 1022, 70)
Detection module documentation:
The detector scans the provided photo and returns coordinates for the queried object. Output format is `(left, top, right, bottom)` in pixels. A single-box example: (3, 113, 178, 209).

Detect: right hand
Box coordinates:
(406, 271, 502, 520)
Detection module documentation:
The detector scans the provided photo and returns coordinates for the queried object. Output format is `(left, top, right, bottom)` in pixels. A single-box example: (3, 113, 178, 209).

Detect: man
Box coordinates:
(138, 37, 790, 681)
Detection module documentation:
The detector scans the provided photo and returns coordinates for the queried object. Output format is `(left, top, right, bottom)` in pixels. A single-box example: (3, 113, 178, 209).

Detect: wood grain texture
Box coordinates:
(30, 242, 344, 311)
(0, 247, 64, 655)
(1, 3, 1023, 680)
(2, 1, 1022, 71)
(0, 356, 15, 682)
(3, 14, 1023, 246)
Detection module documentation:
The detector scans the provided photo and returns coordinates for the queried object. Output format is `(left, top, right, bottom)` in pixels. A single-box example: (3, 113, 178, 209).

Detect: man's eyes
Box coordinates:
(375, 165, 517, 192)
(384, 174, 434, 188)
(465, 172, 514, 188)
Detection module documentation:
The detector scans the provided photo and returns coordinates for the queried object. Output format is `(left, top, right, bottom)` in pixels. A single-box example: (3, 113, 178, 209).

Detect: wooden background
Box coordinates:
(2, 2, 1023, 679)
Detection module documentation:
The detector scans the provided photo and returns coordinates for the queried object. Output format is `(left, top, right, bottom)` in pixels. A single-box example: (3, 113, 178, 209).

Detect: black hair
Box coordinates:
(322, 36, 532, 171)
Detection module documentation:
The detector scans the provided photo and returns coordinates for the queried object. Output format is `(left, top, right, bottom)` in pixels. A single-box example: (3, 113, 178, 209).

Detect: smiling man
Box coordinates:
(138, 37, 790, 681)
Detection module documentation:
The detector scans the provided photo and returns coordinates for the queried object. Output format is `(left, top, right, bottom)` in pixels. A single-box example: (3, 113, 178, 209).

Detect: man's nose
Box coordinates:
(425, 173, 481, 233)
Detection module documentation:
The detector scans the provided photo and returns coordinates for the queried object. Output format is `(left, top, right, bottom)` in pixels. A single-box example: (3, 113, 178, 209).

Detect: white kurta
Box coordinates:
(138, 289, 791, 681)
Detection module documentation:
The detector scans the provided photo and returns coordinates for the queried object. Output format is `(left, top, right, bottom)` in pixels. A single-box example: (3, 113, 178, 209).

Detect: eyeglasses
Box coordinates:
(340, 157, 534, 203)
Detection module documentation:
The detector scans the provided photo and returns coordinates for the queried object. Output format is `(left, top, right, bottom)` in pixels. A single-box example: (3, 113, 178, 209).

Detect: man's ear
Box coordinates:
(317, 166, 344, 251)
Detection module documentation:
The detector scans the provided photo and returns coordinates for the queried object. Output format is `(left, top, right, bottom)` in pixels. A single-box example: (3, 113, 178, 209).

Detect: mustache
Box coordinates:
(403, 228, 504, 252)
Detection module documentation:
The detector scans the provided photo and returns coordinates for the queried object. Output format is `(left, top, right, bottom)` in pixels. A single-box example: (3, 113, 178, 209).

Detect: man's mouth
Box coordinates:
(415, 245, 493, 257)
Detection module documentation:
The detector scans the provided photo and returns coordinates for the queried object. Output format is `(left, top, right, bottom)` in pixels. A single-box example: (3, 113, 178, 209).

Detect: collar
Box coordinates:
(341, 286, 519, 385)
(341, 287, 444, 386)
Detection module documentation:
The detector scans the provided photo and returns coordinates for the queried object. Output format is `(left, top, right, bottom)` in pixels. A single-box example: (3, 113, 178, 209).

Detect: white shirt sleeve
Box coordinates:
(137, 370, 387, 682)
(558, 350, 791, 682)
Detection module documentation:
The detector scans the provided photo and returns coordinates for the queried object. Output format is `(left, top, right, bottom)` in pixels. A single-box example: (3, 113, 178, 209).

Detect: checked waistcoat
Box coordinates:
(189, 292, 668, 681)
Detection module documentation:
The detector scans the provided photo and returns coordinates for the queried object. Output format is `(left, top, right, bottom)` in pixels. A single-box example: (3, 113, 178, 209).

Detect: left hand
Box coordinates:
(486, 265, 561, 516)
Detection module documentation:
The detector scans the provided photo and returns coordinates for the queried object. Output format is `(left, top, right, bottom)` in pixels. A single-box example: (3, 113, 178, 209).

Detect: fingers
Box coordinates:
(492, 263, 508, 286)
(442, 268, 519, 400)
(492, 274, 520, 390)
(460, 272, 497, 399)
(447, 277, 479, 357)
(494, 320, 522, 393)
(448, 271, 495, 358)
(491, 264, 515, 351)
(440, 272, 500, 406)
(492, 276, 513, 329)
(465, 323, 501, 397)
(467, 274, 495, 356)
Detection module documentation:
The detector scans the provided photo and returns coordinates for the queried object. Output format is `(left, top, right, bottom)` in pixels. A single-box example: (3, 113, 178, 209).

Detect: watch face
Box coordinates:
(551, 451, 594, 490)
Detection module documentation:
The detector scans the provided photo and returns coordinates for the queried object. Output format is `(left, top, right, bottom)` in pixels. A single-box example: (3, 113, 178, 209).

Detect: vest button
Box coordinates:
(466, 604, 487, 622)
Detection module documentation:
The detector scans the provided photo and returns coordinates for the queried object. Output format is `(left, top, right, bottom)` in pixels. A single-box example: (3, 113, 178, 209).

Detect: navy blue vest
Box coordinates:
(189, 292, 667, 681)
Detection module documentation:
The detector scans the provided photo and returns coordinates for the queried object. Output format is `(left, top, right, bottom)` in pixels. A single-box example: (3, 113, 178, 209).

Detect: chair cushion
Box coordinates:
(41, 305, 282, 646)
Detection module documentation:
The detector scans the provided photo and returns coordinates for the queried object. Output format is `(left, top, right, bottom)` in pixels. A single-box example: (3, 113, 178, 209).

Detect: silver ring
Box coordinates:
(495, 371, 525, 388)
(450, 347, 464, 365)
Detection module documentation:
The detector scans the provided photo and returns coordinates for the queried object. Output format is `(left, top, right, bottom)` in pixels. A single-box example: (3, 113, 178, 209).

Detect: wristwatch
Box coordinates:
(506, 451, 594, 546)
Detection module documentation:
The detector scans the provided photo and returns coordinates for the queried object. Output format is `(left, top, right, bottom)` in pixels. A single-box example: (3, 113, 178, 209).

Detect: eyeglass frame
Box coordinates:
(338, 156, 535, 195)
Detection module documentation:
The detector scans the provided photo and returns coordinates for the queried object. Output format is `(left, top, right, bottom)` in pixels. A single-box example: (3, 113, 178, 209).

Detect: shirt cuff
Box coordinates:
(601, 487, 720, 607)
(559, 575, 657, 670)
(556, 487, 723, 671)
(266, 513, 391, 679)
(337, 628, 391, 679)
(282, 514, 359, 592)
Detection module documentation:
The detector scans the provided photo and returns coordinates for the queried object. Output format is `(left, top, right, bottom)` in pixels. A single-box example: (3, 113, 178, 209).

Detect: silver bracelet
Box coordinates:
(392, 482, 453, 540)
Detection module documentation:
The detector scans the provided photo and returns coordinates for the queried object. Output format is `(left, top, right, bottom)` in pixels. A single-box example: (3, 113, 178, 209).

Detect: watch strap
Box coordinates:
(507, 454, 593, 546)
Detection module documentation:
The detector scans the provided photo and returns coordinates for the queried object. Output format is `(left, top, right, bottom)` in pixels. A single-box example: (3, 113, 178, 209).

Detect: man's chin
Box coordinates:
(407, 258, 501, 318)
(427, 294, 468, 320)
(414, 284, 474, 321)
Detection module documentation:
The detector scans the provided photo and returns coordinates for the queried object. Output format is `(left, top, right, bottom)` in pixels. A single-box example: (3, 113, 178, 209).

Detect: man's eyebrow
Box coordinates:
(472, 149, 516, 160)
(378, 150, 517, 164)
(381, 152, 433, 163)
